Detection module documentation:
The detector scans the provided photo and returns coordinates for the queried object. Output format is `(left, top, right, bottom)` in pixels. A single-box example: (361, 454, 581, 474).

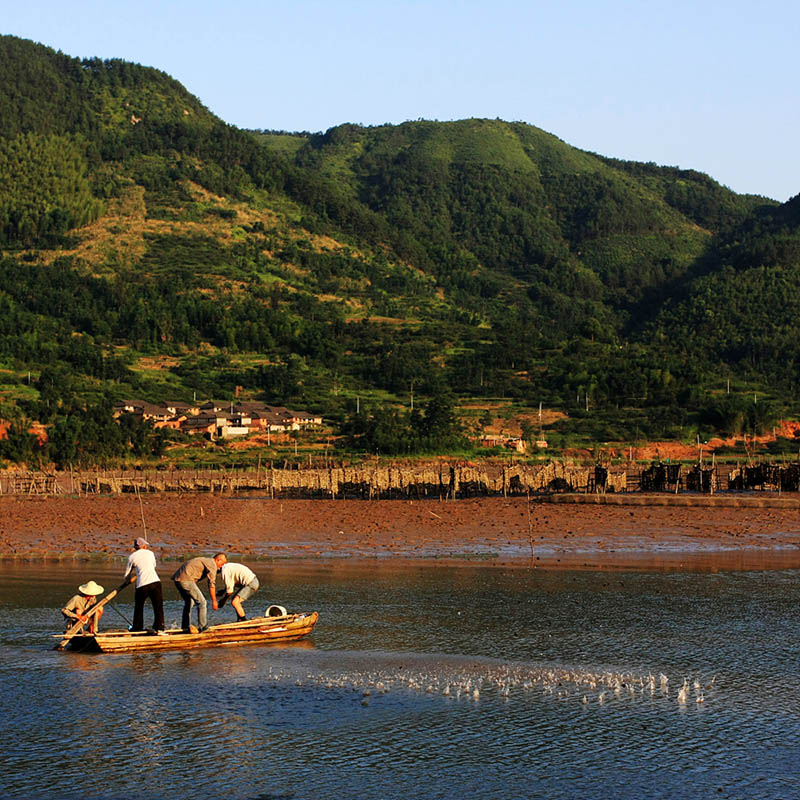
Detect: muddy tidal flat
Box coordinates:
(1, 493, 799, 570)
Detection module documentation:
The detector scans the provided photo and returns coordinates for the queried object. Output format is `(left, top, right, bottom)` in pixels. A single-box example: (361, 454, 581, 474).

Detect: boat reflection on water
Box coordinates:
(59, 634, 317, 676)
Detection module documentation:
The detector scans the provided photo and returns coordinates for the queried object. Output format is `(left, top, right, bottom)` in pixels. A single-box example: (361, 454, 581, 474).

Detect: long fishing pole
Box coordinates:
(137, 488, 148, 541)
(526, 490, 535, 561)
(107, 600, 132, 626)
(113, 487, 147, 631)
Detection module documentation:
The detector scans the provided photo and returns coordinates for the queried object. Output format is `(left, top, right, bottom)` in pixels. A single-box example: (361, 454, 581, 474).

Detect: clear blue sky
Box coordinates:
(5, 0, 798, 200)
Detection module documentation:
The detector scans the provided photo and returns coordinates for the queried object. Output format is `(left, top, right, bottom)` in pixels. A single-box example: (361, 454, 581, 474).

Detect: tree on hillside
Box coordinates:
(416, 392, 464, 450)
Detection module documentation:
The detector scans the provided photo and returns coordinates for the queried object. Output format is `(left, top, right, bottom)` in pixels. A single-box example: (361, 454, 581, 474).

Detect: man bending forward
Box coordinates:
(219, 557, 259, 621)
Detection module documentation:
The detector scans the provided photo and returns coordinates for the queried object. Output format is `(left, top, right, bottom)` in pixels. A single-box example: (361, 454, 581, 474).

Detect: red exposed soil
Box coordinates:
(614, 420, 800, 461)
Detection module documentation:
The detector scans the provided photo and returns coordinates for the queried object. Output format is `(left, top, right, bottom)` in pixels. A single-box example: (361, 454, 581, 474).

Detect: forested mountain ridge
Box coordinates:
(0, 34, 218, 138)
(264, 120, 723, 315)
(0, 34, 285, 245)
(0, 35, 797, 466)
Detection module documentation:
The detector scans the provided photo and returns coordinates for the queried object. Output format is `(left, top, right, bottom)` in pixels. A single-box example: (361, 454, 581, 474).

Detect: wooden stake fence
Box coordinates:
(0, 463, 626, 498)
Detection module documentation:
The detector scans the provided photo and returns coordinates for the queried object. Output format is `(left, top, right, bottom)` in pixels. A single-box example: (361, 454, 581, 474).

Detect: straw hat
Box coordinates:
(78, 580, 104, 596)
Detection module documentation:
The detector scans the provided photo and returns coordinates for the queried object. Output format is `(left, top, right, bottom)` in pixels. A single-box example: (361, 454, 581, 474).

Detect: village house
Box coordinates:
(217, 410, 252, 439)
(116, 398, 322, 441)
(231, 402, 322, 430)
(114, 400, 176, 424)
(262, 411, 292, 432)
(159, 400, 200, 417)
(179, 410, 252, 440)
(179, 414, 218, 438)
(198, 400, 230, 413)
(251, 404, 323, 428)
(284, 408, 323, 427)
(479, 435, 528, 453)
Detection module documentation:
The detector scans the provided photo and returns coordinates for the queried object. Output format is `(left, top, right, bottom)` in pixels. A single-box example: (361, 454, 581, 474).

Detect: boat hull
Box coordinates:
(60, 611, 318, 653)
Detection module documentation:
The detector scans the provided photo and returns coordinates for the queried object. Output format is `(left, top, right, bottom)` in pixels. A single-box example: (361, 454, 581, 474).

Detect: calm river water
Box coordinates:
(1, 561, 798, 800)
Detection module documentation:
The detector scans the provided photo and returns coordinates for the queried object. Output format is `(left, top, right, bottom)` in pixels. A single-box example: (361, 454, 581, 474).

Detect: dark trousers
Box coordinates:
(133, 581, 165, 631)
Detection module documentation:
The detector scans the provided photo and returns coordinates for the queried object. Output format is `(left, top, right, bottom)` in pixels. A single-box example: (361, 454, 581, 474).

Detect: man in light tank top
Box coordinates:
(218, 557, 260, 622)
(123, 537, 165, 633)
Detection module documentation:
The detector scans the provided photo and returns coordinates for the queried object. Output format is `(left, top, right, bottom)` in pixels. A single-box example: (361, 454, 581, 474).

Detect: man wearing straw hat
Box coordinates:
(61, 580, 105, 634)
(124, 537, 165, 633)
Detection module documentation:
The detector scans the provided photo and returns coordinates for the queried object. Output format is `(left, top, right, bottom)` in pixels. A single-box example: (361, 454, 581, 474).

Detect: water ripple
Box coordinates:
(1, 564, 798, 800)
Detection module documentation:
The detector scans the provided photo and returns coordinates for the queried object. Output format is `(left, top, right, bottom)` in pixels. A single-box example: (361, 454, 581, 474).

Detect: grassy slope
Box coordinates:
(1, 36, 798, 463)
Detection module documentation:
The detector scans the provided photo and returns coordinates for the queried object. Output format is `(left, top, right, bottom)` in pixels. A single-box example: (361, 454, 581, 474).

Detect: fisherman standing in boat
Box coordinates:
(171, 554, 222, 632)
(61, 580, 105, 634)
(124, 537, 165, 634)
(217, 555, 259, 622)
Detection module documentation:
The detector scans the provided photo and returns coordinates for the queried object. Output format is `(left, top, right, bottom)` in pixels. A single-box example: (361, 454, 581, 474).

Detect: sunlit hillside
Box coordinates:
(1, 35, 798, 467)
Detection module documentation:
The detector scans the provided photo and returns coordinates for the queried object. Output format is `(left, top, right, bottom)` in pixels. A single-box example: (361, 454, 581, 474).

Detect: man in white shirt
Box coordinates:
(124, 537, 165, 632)
(218, 555, 260, 622)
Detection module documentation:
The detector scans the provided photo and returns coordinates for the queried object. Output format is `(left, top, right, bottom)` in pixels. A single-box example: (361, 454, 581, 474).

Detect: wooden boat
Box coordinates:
(55, 611, 319, 653)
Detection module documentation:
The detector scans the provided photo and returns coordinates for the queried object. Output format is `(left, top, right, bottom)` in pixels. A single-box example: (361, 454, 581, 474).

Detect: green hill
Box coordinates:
(651, 193, 800, 388)
(267, 120, 713, 311)
(0, 35, 796, 466)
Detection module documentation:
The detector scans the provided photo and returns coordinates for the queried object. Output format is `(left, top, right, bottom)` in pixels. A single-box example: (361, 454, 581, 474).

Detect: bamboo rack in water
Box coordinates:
(70, 463, 626, 498)
(9, 460, 800, 498)
(2, 463, 630, 498)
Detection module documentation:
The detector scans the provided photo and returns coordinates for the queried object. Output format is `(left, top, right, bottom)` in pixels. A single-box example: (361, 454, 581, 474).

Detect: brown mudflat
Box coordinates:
(1, 493, 799, 571)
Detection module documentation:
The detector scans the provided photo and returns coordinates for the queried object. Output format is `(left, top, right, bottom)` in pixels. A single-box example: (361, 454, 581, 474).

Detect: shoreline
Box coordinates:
(2, 493, 800, 571)
(538, 493, 800, 507)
